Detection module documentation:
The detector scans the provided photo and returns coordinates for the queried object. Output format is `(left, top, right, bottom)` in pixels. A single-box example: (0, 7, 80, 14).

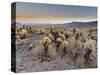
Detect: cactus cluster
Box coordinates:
(15, 25, 97, 68)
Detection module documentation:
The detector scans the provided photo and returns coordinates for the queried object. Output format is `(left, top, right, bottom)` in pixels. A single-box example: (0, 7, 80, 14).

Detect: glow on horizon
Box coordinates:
(16, 15, 97, 24)
(15, 2, 97, 24)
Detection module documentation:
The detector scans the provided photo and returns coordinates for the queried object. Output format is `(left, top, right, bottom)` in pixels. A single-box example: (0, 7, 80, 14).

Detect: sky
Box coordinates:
(15, 2, 97, 24)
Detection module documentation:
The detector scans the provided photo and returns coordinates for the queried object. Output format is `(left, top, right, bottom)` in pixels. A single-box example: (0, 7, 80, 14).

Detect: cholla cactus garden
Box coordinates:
(11, 2, 97, 73)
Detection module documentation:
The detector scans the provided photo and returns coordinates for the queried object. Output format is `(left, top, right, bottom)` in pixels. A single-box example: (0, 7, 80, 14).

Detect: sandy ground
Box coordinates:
(16, 34, 97, 73)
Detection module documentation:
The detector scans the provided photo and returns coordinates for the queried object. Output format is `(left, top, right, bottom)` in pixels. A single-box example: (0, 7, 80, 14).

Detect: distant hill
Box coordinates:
(60, 21, 97, 27)
(12, 21, 97, 27)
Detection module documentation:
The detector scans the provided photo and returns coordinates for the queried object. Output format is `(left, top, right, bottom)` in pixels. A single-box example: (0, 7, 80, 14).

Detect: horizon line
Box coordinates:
(14, 20, 97, 25)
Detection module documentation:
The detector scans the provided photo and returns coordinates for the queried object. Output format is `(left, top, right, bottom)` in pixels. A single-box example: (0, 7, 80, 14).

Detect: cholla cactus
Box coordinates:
(75, 39, 83, 50)
(67, 31, 73, 37)
(84, 39, 96, 51)
(47, 33, 54, 41)
(39, 36, 52, 60)
(59, 33, 66, 40)
(80, 30, 88, 42)
(61, 40, 69, 48)
(56, 37, 63, 51)
(60, 40, 69, 58)
(83, 39, 96, 62)
(80, 30, 85, 36)
(40, 29, 46, 34)
(67, 37, 76, 55)
(40, 36, 51, 47)
(16, 26, 21, 31)
(16, 35, 21, 44)
(47, 44, 57, 61)
(75, 32, 81, 40)
(31, 45, 45, 60)
(19, 29, 28, 39)
(56, 37, 63, 43)
(16, 35, 20, 40)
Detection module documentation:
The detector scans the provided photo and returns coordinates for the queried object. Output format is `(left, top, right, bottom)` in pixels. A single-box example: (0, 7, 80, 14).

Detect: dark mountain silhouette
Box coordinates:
(60, 21, 97, 27)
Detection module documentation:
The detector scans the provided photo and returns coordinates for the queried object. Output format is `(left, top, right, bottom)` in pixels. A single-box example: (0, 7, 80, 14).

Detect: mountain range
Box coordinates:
(12, 21, 97, 27)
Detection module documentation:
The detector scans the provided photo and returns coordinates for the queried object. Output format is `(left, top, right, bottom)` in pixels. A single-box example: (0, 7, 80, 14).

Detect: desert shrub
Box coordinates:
(75, 56, 85, 68)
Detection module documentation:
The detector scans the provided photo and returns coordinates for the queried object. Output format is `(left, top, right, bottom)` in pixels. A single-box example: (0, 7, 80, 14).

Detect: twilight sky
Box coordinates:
(16, 2, 97, 24)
